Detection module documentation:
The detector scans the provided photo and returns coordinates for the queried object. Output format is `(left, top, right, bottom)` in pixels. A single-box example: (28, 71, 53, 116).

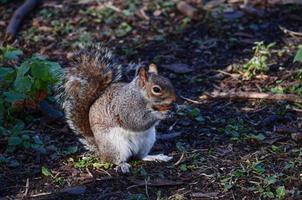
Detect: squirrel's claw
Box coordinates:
(115, 162, 131, 173)
(142, 154, 173, 162)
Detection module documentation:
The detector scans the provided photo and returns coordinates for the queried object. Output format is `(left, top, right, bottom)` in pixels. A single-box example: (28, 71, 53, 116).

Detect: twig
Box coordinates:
(127, 180, 184, 189)
(5, 0, 39, 41)
(23, 178, 30, 198)
(215, 70, 240, 78)
(145, 178, 150, 199)
(30, 192, 52, 197)
(157, 132, 183, 140)
(168, 121, 178, 131)
(279, 25, 302, 37)
(174, 153, 185, 166)
(200, 91, 302, 103)
(105, 4, 122, 12)
(180, 95, 203, 104)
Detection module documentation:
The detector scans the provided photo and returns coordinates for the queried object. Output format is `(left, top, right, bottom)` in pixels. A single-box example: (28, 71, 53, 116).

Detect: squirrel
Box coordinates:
(56, 44, 177, 173)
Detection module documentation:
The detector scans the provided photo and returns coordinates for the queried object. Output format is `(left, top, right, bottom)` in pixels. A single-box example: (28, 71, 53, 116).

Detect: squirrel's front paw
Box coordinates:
(115, 162, 131, 173)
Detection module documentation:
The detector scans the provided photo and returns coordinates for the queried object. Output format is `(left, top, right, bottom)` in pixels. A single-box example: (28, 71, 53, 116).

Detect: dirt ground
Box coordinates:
(0, 0, 302, 199)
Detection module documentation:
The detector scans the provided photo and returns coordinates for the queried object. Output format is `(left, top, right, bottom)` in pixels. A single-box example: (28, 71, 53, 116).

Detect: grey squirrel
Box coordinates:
(57, 45, 176, 173)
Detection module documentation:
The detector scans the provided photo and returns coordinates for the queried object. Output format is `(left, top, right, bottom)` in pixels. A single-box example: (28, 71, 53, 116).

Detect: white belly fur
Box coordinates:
(107, 126, 156, 161)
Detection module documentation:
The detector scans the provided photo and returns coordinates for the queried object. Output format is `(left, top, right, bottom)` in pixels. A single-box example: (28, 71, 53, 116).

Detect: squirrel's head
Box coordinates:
(137, 64, 177, 112)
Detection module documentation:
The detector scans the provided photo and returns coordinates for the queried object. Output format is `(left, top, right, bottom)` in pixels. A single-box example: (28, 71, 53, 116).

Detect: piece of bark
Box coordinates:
(200, 91, 302, 103)
(177, 1, 199, 19)
(5, 0, 40, 41)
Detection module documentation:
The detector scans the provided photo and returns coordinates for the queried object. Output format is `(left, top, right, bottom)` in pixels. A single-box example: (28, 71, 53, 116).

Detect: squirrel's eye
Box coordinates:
(152, 85, 162, 94)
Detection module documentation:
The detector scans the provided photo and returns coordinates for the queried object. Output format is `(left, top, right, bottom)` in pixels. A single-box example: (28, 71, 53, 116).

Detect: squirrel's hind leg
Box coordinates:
(93, 127, 133, 173)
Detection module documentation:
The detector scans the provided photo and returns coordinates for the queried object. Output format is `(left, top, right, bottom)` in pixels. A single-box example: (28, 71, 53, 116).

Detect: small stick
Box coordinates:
(30, 192, 52, 197)
(200, 91, 302, 103)
(5, 0, 39, 41)
(23, 178, 30, 197)
(180, 95, 203, 104)
(279, 25, 302, 37)
(174, 153, 185, 166)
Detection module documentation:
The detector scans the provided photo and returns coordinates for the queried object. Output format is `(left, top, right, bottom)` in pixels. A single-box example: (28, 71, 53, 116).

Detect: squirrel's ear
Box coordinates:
(138, 67, 148, 86)
(148, 63, 158, 75)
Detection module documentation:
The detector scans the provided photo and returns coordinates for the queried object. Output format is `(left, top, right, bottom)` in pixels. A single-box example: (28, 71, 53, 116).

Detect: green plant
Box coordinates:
(41, 166, 65, 185)
(51, 20, 73, 35)
(241, 41, 275, 79)
(0, 0, 9, 4)
(0, 46, 62, 153)
(115, 22, 132, 37)
(1, 121, 45, 153)
(276, 186, 286, 199)
(73, 31, 93, 48)
(82, 7, 116, 24)
(177, 105, 204, 123)
(71, 156, 113, 170)
(293, 45, 302, 63)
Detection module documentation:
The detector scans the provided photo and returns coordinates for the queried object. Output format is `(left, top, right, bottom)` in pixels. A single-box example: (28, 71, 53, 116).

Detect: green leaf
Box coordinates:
(179, 164, 188, 172)
(41, 166, 52, 177)
(16, 62, 30, 77)
(63, 146, 78, 155)
(265, 176, 277, 185)
(262, 191, 274, 198)
(8, 136, 22, 146)
(270, 86, 284, 94)
(4, 49, 23, 60)
(4, 91, 27, 102)
(0, 67, 14, 79)
(115, 22, 132, 37)
(31, 62, 50, 81)
(23, 140, 31, 148)
(189, 107, 200, 118)
(11, 121, 25, 133)
(14, 76, 32, 93)
(294, 47, 302, 63)
(48, 61, 63, 82)
(31, 143, 47, 154)
(276, 186, 286, 199)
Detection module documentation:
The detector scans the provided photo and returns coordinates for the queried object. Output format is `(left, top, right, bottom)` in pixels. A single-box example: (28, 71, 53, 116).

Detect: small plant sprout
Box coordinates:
(241, 41, 275, 80)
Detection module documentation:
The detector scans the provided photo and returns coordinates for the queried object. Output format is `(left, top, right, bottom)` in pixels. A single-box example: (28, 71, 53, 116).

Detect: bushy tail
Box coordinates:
(56, 44, 122, 149)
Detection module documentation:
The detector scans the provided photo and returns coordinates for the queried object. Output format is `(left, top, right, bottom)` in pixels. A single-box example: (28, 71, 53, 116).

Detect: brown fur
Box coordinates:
(59, 45, 121, 148)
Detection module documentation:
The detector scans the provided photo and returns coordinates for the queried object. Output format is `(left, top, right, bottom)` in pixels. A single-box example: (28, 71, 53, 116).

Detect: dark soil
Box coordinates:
(0, 0, 302, 199)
